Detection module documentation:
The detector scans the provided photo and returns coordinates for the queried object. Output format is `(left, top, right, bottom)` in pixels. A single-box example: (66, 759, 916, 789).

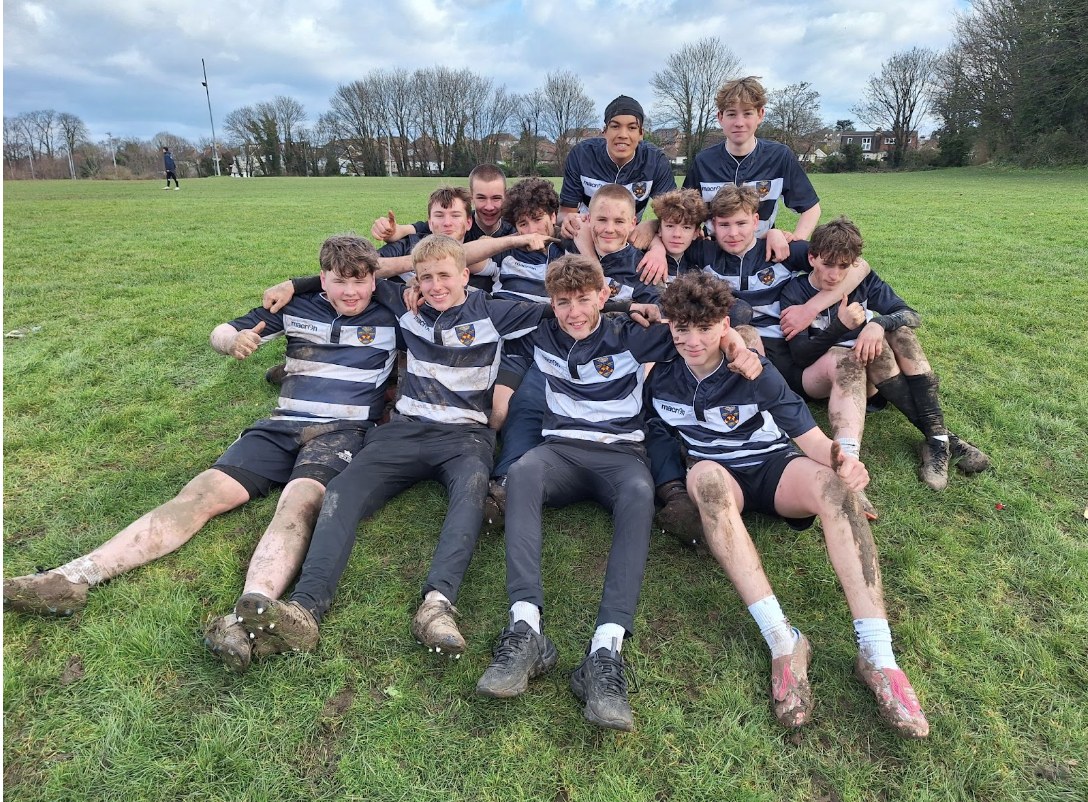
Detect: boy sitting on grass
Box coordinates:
(236, 234, 554, 660)
(4, 236, 398, 675)
(647, 271, 930, 738)
(474, 255, 761, 732)
(780, 216, 990, 494)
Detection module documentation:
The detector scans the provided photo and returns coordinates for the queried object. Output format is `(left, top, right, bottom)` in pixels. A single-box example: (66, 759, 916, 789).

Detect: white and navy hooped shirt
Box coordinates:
(506, 316, 677, 445)
(649, 355, 817, 468)
(487, 242, 568, 303)
(560, 138, 676, 221)
(229, 294, 398, 423)
(683, 239, 810, 339)
(374, 281, 544, 426)
(683, 139, 819, 239)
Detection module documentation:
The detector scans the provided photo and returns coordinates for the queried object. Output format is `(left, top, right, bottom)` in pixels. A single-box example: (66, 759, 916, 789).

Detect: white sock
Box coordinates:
(748, 595, 798, 658)
(854, 617, 899, 669)
(54, 556, 104, 586)
(510, 601, 541, 633)
(424, 589, 450, 604)
(836, 437, 861, 458)
(590, 622, 626, 654)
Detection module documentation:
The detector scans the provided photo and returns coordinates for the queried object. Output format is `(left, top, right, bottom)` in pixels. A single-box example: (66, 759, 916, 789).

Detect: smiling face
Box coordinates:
(589, 197, 636, 255)
(471, 177, 505, 233)
(660, 219, 699, 257)
(711, 209, 760, 255)
(807, 253, 855, 291)
(551, 285, 610, 340)
(669, 318, 728, 376)
(427, 199, 472, 242)
(604, 115, 643, 166)
(717, 104, 765, 154)
(320, 269, 376, 316)
(415, 255, 469, 312)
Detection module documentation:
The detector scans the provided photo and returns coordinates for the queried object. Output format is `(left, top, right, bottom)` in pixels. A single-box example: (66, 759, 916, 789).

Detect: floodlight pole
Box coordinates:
(201, 58, 222, 176)
(106, 131, 117, 168)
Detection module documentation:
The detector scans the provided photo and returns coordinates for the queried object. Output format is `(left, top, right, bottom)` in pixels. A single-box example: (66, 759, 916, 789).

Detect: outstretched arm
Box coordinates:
(780, 257, 872, 340)
(210, 321, 267, 360)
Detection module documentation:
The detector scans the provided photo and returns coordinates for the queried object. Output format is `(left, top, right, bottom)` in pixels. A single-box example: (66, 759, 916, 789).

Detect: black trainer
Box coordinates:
(476, 620, 558, 698)
(570, 643, 637, 732)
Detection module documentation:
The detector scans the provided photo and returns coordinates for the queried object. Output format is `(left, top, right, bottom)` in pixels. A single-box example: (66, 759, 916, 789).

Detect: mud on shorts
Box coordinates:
(760, 337, 809, 400)
(212, 417, 374, 500)
(688, 447, 816, 532)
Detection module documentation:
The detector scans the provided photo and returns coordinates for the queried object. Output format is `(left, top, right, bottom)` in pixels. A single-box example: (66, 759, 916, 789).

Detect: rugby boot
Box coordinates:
(950, 434, 990, 474)
(481, 477, 507, 534)
(3, 570, 89, 617)
(204, 613, 252, 673)
(235, 592, 319, 654)
(411, 597, 465, 655)
(655, 480, 705, 549)
(771, 630, 813, 728)
(854, 654, 930, 738)
(918, 437, 951, 491)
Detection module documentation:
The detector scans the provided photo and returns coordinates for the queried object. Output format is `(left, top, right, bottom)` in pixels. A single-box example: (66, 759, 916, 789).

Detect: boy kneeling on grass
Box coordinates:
(4, 236, 398, 674)
(646, 271, 931, 738)
(474, 255, 762, 732)
(779, 216, 990, 497)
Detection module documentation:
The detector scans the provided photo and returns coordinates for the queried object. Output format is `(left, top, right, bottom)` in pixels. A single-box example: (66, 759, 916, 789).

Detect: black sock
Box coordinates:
(875, 374, 921, 431)
(905, 373, 948, 439)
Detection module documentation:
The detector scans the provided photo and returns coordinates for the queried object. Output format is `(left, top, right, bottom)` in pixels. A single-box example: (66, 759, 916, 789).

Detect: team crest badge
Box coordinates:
(631, 181, 648, 200)
(607, 278, 620, 298)
(720, 405, 740, 429)
(357, 326, 375, 345)
(456, 324, 475, 345)
(755, 180, 771, 199)
(594, 356, 615, 378)
(757, 266, 777, 286)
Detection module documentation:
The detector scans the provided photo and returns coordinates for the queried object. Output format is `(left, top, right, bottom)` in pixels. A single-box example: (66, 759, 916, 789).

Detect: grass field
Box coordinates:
(3, 169, 1087, 802)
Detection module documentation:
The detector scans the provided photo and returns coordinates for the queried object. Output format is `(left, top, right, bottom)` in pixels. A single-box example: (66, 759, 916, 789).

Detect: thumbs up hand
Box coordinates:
(229, 320, 266, 360)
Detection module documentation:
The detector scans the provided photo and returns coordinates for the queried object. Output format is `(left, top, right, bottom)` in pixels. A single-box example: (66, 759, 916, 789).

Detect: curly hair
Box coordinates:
(809, 216, 864, 265)
(659, 271, 735, 326)
(319, 234, 379, 278)
(501, 177, 559, 225)
(544, 254, 605, 297)
(651, 189, 708, 227)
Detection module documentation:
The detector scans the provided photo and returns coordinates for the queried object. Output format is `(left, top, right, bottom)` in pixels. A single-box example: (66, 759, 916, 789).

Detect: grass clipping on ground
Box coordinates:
(3, 172, 1088, 802)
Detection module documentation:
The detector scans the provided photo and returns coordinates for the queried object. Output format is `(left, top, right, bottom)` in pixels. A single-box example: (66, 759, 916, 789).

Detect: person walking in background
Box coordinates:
(163, 146, 180, 189)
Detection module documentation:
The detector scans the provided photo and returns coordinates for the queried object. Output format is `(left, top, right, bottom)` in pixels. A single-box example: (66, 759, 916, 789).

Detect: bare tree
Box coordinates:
(763, 82, 823, 157)
(651, 38, 742, 165)
(514, 90, 546, 176)
(29, 109, 58, 160)
(274, 95, 307, 174)
(14, 112, 38, 177)
(377, 67, 421, 175)
(329, 78, 387, 176)
(57, 112, 90, 179)
(464, 84, 518, 167)
(414, 66, 476, 174)
(537, 70, 596, 169)
(852, 47, 938, 166)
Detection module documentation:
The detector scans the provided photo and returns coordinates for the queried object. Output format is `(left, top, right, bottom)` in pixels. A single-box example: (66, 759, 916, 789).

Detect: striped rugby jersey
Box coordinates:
(411, 218, 517, 292)
(682, 239, 809, 339)
(560, 138, 676, 221)
(488, 242, 567, 303)
(374, 281, 545, 426)
(505, 316, 677, 444)
(648, 355, 817, 468)
(683, 139, 819, 239)
(228, 293, 398, 423)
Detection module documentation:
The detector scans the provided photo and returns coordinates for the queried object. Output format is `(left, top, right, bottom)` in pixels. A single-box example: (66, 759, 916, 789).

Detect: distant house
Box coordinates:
(838, 130, 918, 160)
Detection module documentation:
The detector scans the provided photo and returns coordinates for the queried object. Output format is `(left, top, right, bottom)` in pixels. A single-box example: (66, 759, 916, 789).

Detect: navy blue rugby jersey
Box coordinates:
(228, 293, 398, 423)
(648, 355, 817, 468)
(486, 242, 567, 303)
(779, 270, 914, 367)
(377, 234, 424, 284)
(410, 218, 515, 293)
(560, 139, 676, 220)
(373, 280, 544, 426)
(683, 239, 809, 339)
(505, 317, 677, 445)
(561, 243, 660, 306)
(683, 139, 818, 239)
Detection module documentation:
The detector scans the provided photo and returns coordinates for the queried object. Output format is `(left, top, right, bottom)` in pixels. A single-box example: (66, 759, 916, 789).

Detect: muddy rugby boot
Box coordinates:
(204, 613, 253, 673)
(854, 654, 930, 739)
(411, 597, 466, 655)
(3, 571, 89, 617)
(235, 592, 319, 654)
(771, 630, 813, 728)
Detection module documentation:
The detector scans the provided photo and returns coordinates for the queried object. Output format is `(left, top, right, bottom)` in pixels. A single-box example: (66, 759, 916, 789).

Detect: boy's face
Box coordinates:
(604, 115, 643, 164)
(589, 198, 635, 255)
(712, 210, 759, 255)
(660, 219, 699, 257)
(669, 317, 729, 372)
(470, 178, 505, 230)
(515, 209, 556, 238)
(427, 199, 471, 242)
(551, 285, 610, 341)
(807, 253, 855, 291)
(416, 255, 469, 312)
(717, 104, 765, 150)
(320, 269, 376, 316)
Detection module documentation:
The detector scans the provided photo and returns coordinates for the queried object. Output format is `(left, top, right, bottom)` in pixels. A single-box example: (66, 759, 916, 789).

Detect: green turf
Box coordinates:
(4, 170, 1087, 801)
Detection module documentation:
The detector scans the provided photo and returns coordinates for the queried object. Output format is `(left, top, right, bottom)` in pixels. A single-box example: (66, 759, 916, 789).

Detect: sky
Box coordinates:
(3, 0, 968, 145)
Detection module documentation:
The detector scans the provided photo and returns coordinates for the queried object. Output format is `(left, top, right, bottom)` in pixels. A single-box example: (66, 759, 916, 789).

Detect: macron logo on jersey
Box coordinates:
(580, 176, 608, 197)
(658, 402, 686, 416)
(284, 315, 332, 343)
